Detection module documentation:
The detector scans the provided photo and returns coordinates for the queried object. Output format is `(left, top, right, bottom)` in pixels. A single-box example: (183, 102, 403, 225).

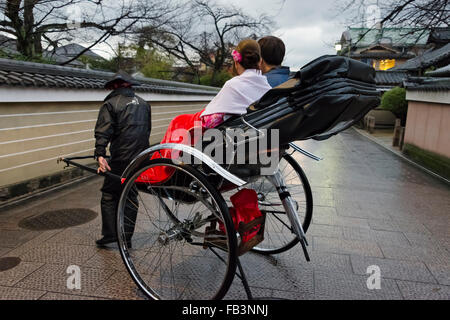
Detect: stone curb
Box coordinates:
(352, 127, 450, 186)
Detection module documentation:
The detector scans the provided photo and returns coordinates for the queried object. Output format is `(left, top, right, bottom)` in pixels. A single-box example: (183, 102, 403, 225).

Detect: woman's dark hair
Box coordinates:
(258, 36, 286, 66)
(235, 39, 261, 70)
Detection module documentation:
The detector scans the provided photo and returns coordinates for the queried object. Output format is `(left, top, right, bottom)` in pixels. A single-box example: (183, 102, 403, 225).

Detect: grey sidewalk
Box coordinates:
(0, 129, 449, 300)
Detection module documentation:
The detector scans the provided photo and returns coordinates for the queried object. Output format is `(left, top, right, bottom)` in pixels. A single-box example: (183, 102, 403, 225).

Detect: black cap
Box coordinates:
(104, 70, 140, 89)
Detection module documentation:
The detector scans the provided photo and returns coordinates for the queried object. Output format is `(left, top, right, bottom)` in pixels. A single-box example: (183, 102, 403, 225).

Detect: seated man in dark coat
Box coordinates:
(258, 36, 291, 88)
(94, 71, 152, 247)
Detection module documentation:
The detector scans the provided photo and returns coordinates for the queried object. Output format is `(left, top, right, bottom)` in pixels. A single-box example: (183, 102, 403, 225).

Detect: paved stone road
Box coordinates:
(0, 129, 449, 300)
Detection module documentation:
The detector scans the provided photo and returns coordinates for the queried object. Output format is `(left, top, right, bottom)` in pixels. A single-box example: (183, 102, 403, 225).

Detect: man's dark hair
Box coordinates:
(258, 36, 286, 66)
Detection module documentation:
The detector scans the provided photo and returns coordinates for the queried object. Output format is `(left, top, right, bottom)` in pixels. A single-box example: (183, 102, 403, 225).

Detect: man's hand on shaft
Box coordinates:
(97, 156, 111, 174)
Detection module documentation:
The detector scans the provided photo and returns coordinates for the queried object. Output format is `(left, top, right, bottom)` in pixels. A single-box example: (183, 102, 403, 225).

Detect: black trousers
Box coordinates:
(100, 161, 138, 239)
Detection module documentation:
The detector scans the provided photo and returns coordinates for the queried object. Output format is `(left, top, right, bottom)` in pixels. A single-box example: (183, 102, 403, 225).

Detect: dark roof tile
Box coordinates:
(375, 71, 408, 85)
(429, 27, 450, 44)
(426, 64, 450, 77)
(0, 58, 219, 95)
(7, 74, 22, 85)
(404, 77, 450, 91)
(392, 43, 450, 71)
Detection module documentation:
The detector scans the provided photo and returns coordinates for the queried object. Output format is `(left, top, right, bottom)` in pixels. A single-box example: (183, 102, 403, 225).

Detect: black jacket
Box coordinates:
(94, 87, 151, 164)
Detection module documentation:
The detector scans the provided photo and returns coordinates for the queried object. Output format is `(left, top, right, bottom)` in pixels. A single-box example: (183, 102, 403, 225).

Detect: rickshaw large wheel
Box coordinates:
(249, 153, 313, 255)
(117, 158, 238, 300)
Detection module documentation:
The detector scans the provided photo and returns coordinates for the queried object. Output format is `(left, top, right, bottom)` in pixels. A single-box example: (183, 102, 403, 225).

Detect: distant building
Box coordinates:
(391, 43, 450, 76)
(338, 27, 450, 94)
(374, 70, 409, 92)
(425, 64, 450, 77)
(44, 43, 105, 68)
(428, 27, 450, 49)
(0, 34, 18, 55)
(0, 38, 105, 68)
(402, 76, 450, 179)
(338, 27, 431, 71)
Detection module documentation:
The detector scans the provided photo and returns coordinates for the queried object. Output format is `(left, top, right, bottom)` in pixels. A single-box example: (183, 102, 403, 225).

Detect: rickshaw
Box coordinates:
(60, 55, 380, 300)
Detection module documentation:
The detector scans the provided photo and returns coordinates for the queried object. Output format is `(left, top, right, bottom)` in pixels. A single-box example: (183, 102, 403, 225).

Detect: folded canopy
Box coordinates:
(218, 55, 381, 144)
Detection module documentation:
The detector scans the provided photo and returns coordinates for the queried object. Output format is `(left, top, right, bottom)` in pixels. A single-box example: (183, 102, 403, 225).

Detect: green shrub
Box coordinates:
(198, 70, 232, 88)
(0, 49, 56, 64)
(137, 48, 174, 80)
(380, 87, 408, 124)
(80, 56, 119, 72)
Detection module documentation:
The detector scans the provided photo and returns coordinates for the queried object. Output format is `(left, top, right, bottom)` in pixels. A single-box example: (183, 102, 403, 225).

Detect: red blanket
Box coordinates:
(136, 110, 204, 184)
(219, 189, 263, 242)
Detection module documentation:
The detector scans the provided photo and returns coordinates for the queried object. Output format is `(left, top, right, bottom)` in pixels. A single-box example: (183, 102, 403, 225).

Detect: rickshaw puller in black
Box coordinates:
(94, 71, 152, 247)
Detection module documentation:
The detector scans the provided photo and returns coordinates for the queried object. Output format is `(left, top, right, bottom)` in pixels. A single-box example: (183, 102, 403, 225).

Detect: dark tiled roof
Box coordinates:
(53, 43, 104, 60)
(43, 44, 104, 67)
(375, 71, 408, 85)
(1, 39, 93, 67)
(42, 52, 85, 67)
(426, 64, 450, 77)
(392, 43, 450, 71)
(342, 28, 430, 48)
(403, 77, 450, 92)
(0, 58, 219, 95)
(351, 52, 414, 59)
(0, 35, 19, 55)
(428, 27, 450, 44)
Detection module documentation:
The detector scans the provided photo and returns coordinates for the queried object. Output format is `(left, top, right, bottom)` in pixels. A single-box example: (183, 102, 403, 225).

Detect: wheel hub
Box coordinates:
(257, 192, 266, 202)
(158, 228, 183, 244)
(158, 212, 204, 245)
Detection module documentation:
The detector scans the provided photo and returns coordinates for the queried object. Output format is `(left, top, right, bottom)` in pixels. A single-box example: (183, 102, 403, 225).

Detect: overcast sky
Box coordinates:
(221, 0, 352, 70)
(0, 0, 363, 69)
(91, 0, 353, 71)
(89, 0, 358, 71)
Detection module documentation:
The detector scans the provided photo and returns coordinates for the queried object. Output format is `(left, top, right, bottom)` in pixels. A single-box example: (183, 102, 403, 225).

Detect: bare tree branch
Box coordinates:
(336, 0, 449, 53)
(0, 0, 177, 62)
(137, 0, 273, 86)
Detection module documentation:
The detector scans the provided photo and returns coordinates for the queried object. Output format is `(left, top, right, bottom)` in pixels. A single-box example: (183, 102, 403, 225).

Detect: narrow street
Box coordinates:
(0, 129, 449, 300)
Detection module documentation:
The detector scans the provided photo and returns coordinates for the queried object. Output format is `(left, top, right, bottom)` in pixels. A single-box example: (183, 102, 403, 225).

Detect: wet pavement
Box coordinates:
(0, 128, 449, 300)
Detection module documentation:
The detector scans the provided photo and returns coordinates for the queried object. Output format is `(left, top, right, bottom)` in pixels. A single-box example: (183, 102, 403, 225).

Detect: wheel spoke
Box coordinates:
(223, 153, 313, 255)
(117, 160, 237, 300)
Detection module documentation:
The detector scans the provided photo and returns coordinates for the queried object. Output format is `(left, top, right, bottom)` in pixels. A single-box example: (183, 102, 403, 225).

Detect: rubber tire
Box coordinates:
(252, 153, 313, 255)
(116, 158, 238, 300)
